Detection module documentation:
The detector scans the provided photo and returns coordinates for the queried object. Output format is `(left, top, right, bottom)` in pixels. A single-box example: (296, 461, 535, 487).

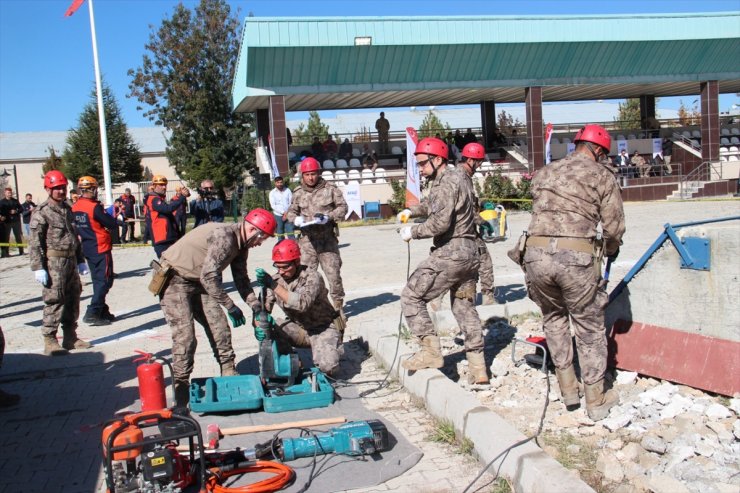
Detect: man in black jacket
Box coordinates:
(0, 187, 23, 257)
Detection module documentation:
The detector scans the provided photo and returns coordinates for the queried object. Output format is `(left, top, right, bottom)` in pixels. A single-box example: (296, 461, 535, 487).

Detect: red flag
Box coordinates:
(65, 0, 85, 17)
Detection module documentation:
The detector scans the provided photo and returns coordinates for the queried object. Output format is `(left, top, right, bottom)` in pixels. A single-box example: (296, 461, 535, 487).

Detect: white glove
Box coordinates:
(315, 214, 330, 225)
(399, 226, 413, 242)
(78, 263, 90, 276)
(293, 216, 305, 228)
(397, 209, 412, 224)
(34, 269, 49, 286)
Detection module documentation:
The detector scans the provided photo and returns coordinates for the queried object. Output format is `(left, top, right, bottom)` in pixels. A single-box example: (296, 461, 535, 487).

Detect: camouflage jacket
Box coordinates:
(265, 265, 337, 331)
(161, 223, 259, 311)
(526, 152, 625, 255)
(286, 179, 348, 239)
(409, 166, 478, 248)
(28, 198, 84, 271)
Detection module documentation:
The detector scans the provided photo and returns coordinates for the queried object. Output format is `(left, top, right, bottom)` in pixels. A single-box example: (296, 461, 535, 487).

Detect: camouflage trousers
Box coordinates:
(523, 246, 607, 385)
(274, 318, 342, 375)
(299, 232, 345, 302)
(159, 274, 235, 383)
(41, 256, 81, 337)
(477, 238, 494, 294)
(401, 239, 484, 352)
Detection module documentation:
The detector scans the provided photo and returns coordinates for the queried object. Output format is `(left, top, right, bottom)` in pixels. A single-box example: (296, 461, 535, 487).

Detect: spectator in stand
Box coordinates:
(338, 138, 353, 161)
(118, 188, 137, 242)
(661, 138, 673, 175)
(453, 129, 465, 151)
(463, 128, 477, 145)
(446, 132, 460, 162)
(269, 176, 294, 243)
(615, 149, 632, 177)
(286, 128, 293, 147)
(361, 143, 378, 172)
(21, 193, 36, 238)
(511, 129, 522, 146)
(645, 116, 661, 138)
(375, 111, 390, 154)
(323, 135, 338, 161)
(632, 151, 649, 178)
(310, 136, 325, 162)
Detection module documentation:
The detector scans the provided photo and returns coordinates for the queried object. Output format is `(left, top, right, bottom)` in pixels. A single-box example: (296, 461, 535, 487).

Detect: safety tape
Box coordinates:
(0, 243, 26, 248)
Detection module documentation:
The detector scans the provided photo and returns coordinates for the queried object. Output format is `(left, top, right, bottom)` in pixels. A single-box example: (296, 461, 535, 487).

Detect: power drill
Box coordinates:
(257, 285, 300, 389)
(265, 420, 390, 461)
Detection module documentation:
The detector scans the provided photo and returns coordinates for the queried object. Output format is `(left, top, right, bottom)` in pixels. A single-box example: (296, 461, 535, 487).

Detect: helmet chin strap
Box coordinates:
(583, 142, 603, 163)
(242, 225, 263, 246)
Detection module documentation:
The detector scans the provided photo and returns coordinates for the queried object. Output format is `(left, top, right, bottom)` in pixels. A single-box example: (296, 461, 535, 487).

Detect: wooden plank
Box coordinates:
(609, 319, 740, 396)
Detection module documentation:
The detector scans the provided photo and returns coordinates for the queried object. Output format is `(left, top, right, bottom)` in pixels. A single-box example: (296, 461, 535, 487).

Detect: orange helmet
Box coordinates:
(415, 137, 448, 158)
(462, 142, 485, 160)
(300, 157, 321, 173)
(152, 175, 168, 185)
(77, 176, 98, 190)
(44, 170, 68, 188)
(272, 239, 301, 263)
(244, 208, 276, 237)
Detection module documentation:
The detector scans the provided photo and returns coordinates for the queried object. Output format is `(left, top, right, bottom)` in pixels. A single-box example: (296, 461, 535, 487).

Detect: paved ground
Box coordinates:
(0, 199, 737, 492)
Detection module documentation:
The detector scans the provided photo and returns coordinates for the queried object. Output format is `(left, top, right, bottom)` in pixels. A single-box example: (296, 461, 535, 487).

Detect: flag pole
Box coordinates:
(87, 0, 113, 206)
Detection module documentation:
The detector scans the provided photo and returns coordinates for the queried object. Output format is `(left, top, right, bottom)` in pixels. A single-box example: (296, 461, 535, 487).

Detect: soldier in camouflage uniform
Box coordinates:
(286, 157, 349, 322)
(254, 239, 343, 376)
(397, 138, 488, 384)
(459, 142, 496, 305)
(28, 171, 92, 356)
(158, 209, 276, 407)
(523, 124, 625, 421)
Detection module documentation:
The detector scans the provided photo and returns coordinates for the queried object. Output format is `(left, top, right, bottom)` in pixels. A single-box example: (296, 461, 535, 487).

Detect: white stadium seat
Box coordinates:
(692, 130, 701, 138)
(374, 168, 387, 183)
(333, 169, 347, 184)
(361, 169, 374, 184)
(321, 170, 334, 180)
(347, 169, 361, 183)
(391, 146, 402, 155)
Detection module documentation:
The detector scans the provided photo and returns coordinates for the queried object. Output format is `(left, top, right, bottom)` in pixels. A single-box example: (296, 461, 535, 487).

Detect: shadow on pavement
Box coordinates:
(346, 293, 400, 318)
(495, 282, 528, 303)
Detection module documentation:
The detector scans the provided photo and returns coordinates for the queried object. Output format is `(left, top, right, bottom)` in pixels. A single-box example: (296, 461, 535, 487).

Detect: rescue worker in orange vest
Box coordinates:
(72, 176, 118, 326)
(146, 175, 186, 258)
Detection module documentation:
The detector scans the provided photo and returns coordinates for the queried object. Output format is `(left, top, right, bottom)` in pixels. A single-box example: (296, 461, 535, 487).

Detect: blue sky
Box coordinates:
(1, 0, 738, 133)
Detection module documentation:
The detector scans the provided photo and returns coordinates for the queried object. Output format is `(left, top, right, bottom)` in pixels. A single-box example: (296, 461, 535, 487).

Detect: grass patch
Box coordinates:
(508, 310, 542, 326)
(429, 419, 475, 456)
(490, 477, 513, 493)
(399, 323, 412, 341)
(541, 431, 603, 491)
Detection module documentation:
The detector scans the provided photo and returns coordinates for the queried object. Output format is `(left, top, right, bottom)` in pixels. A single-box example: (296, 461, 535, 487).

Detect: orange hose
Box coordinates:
(205, 460, 294, 493)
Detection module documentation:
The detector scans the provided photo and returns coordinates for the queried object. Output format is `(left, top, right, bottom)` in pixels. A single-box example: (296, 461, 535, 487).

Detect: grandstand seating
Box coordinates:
(361, 169, 374, 184)
(336, 159, 348, 168)
(323, 159, 335, 169)
(374, 168, 387, 183)
(334, 169, 347, 184)
(321, 170, 333, 181)
(391, 146, 403, 155)
(349, 158, 362, 168)
(347, 169, 361, 184)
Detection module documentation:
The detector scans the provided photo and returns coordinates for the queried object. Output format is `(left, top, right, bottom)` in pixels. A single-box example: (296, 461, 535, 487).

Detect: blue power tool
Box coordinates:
(257, 285, 300, 389)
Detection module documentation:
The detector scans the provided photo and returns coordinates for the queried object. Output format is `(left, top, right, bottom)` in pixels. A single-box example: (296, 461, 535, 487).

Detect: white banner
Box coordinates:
(617, 140, 629, 155)
(544, 123, 553, 164)
(405, 127, 421, 207)
(342, 181, 362, 219)
(652, 138, 663, 159)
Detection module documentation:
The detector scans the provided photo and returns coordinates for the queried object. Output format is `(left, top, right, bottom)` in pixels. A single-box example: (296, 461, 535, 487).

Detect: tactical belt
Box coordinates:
(47, 249, 76, 258)
(526, 236, 595, 254)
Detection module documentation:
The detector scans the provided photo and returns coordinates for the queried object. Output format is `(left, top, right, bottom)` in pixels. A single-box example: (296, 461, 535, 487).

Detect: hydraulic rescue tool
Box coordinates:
(257, 284, 300, 389)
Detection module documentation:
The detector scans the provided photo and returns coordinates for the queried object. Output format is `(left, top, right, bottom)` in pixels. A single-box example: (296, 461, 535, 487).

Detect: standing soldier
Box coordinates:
(72, 176, 117, 326)
(28, 171, 91, 355)
(375, 111, 391, 154)
(157, 208, 276, 407)
(396, 137, 488, 384)
(522, 124, 624, 421)
(146, 175, 186, 258)
(254, 240, 343, 376)
(286, 157, 349, 323)
(459, 142, 496, 305)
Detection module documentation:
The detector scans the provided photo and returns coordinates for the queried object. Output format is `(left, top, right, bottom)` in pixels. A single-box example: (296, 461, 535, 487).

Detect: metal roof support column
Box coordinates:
(480, 100, 497, 151)
(525, 87, 544, 171)
(700, 81, 719, 163)
(639, 95, 656, 131)
(268, 96, 290, 177)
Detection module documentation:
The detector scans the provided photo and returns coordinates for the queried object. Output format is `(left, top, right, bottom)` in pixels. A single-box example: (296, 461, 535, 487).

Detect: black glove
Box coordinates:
(607, 247, 620, 263)
(227, 306, 246, 328)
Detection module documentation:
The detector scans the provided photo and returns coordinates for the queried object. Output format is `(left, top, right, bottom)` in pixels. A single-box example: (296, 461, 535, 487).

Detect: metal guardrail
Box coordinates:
(679, 161, 723, 198)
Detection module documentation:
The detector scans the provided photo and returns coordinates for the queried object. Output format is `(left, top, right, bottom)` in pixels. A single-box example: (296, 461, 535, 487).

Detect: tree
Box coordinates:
(62, 83, 143, 184)
(417, 110, 450, 138)
(615, 98, 641, 130)
(677, 99, 701, 126)
(128, 0, 252, 190)
(291, 111, 330, 145)
(497, 110, 523, 133)
(42, 146, 63, 176)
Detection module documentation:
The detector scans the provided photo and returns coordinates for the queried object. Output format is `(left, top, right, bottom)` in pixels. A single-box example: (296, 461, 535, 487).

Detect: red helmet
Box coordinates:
(301, 157, 321, 173)
(244, 208, 277, 236)
(44, 170, 68, 188)
(462, 142, 485, 160)
(272, 239, 301, 263)
(574, 124, 611, 152)
(414, 137, 448, 158)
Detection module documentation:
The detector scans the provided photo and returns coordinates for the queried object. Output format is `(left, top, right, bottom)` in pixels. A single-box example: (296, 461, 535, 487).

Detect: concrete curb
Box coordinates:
(355, 300, 595, 493)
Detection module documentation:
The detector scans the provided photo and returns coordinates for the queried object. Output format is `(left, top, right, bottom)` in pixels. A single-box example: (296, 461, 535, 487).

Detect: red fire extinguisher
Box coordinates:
(133, 351, 172, 411)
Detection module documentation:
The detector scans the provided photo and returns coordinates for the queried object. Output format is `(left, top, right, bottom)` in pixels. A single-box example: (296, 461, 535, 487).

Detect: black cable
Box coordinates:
(461, 369, 551, 493)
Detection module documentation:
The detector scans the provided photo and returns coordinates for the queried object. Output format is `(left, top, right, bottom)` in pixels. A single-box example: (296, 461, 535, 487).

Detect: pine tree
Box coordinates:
(292, 111, 331, 145)
(615, 98, 641, 130)
(62, 83, 142, 184)
(128, 0, 252, 190)
(418, 110, 450, 138)
(42, 146, 63, 176)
